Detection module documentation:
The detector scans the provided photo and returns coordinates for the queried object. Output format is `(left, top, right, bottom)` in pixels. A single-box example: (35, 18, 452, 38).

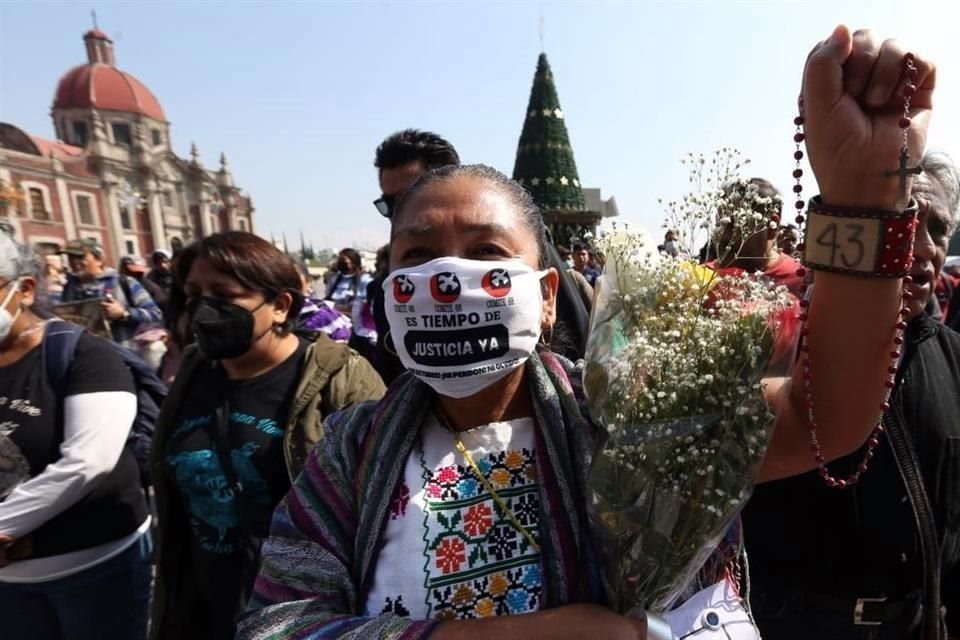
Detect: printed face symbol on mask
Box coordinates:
(481, 268, 512, 298)
(430, 272, 461, 304)
(393, 274, 415, 304)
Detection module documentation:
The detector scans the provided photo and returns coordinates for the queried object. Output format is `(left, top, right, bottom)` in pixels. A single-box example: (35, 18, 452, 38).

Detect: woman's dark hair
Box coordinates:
(374, 129, 460, 175)
(165, 263, 192, 348)
(374, 244, 390, 278)
(175, 231, 304, 333)
(392, 164, 551, 269)
(338, 248, 362, 273)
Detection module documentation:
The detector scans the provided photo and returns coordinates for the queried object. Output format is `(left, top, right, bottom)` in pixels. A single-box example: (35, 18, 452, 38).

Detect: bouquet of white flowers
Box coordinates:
(583, 149, 798, 614)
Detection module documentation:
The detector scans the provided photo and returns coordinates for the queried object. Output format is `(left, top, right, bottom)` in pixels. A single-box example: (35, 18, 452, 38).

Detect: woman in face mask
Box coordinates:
(0, 226, 151, 640)
(242, 172, 917, 640)
(239, 165, 650, 638)
(149, 232, 385, 640)
(245, 30, 934, 638)
(325, 248, 378, 361)
(325, 248, 370, 315)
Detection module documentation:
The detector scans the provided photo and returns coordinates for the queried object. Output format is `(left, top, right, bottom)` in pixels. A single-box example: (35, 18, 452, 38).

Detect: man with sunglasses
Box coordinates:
(374, 129, 460, 220)
(371, 130, 461, 383)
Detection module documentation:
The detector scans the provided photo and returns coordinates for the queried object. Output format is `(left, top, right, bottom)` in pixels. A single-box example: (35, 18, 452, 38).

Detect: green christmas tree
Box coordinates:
(512, 53, 598, 245)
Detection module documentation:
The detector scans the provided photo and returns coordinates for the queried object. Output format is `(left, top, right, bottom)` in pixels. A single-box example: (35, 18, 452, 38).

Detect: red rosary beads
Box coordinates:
(793, 53, 921, 489)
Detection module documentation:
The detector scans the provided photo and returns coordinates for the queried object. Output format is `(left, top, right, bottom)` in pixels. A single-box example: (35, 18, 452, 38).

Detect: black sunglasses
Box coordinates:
(373, 194, 397, 218)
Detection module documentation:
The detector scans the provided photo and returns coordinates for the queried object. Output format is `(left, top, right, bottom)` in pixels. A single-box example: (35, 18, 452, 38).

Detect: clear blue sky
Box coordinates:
(1, 1, 957, 252)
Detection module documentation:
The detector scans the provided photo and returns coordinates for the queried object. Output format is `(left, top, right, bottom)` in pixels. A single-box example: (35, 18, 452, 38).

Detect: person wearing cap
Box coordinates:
(120, 256, 150, 282)
(0, 226, 152, 640)
(144, 250, 174, 313)
(118, 256, 170, 371)
(60, 239, 163, 347)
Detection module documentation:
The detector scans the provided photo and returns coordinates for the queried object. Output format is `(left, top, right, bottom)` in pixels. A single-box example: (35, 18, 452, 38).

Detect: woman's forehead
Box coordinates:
(395, 179, 522, 233)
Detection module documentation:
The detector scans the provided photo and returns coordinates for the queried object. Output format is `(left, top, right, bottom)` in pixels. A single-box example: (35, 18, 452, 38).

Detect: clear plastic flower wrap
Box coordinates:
(583, 152, 799, 615)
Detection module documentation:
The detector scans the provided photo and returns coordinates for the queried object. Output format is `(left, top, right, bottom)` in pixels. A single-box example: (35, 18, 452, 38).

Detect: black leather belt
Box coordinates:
(753, 589, 921, 627)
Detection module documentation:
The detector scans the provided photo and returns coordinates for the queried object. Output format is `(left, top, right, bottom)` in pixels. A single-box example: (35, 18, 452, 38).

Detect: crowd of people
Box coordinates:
(0, 25, 958, 640)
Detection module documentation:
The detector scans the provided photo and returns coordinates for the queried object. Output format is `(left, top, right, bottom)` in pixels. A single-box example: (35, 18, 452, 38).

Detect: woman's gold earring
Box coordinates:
(540, 326, 554, 350)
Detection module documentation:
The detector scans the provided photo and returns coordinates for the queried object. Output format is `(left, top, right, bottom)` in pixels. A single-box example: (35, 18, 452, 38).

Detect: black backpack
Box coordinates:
(41, 320, 167, 487)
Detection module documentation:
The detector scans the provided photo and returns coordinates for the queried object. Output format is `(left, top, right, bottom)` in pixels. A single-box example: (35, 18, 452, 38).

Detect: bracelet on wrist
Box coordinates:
(802, 196, 919, 278)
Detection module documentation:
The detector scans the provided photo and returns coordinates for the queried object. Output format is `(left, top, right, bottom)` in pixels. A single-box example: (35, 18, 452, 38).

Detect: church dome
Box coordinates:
(53, 30, 166, 121)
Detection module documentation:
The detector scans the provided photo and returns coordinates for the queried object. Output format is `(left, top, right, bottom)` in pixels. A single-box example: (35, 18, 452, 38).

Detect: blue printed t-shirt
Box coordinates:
(164, 339, 306, 610)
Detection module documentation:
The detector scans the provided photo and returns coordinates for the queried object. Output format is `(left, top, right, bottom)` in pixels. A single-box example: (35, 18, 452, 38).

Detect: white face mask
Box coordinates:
(384, 257, 547, 399)
(0, 278, 23, 343)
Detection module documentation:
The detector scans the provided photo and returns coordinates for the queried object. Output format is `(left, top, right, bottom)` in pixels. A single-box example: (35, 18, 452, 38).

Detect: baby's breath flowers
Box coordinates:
(584, 150, 796, 614)
(660, 148, 783, 265)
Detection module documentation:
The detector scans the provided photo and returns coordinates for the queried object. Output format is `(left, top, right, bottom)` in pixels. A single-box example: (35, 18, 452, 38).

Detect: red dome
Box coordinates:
(54, 63, 166, 121)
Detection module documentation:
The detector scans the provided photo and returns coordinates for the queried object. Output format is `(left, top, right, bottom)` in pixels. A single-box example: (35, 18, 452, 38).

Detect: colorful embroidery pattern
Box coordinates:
(420, 447, 542, 619)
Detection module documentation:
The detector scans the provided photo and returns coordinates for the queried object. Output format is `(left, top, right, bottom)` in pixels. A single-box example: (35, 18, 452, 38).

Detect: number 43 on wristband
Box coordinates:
(802, 197, 919, 278)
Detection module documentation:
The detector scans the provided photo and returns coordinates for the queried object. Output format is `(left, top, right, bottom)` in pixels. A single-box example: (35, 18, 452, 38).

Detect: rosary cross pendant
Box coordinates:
(885, 148, 923, 210)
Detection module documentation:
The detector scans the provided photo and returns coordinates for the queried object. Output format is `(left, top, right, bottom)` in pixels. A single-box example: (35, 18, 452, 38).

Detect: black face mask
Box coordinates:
(190, 297, 267, 360)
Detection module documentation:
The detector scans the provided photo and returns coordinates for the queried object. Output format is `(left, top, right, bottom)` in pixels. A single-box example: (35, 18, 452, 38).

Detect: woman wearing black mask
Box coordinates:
(325, 248, 369, 315)
(326, 247, 376, 362)
(149, 232, 385, 640)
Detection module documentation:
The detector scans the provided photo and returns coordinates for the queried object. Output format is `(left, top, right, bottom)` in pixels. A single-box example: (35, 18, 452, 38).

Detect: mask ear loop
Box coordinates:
(267, 289, 300, 336)
(383, 330, 398, 357)
(248, 296, 283, 343)
(1, 277, 23, 311)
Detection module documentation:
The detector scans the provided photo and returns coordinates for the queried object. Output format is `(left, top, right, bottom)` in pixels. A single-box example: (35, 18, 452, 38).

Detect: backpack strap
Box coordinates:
(210, 367, 242, 494)
(42, 320, 85, 393)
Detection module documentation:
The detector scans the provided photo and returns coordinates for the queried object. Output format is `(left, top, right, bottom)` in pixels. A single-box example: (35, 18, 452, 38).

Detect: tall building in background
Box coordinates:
(512, 53, 602, 246)
(0, 29, 253, 264)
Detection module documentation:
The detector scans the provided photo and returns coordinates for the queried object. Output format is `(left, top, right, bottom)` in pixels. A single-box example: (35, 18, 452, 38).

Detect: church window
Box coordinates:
(76, 194, 93, 225)
(73, 121, 88, 146)
(162, 191, 173, 207)
(28, 188, 50, 221)
(112, 123, 132, 146)
(120, 205, 132, 230)
(151, 128, 162, 146)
